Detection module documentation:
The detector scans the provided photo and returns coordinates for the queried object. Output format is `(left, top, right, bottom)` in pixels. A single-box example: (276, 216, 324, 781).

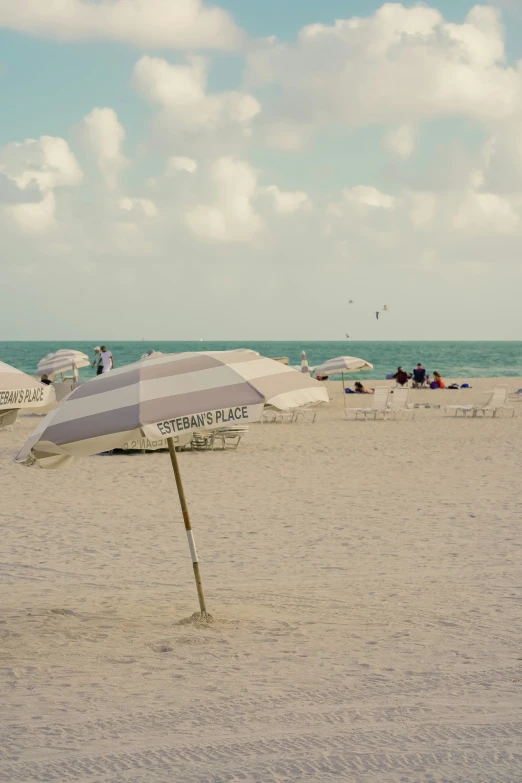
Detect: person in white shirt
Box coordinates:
(92, 346, 102, 375)
(99, 345, 114, 373)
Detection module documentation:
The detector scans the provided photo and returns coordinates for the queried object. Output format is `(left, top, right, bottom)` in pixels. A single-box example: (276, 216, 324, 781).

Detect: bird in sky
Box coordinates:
(345, 333, 351, 338)
(376, 311, 380, 320)
(382, 305, 389, 312)
(348, 299, 354, 304)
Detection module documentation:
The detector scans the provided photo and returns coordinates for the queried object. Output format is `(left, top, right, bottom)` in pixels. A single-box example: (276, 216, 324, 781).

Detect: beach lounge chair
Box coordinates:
(472, 386, 514, 418)
(386, 387, 415, 420)
(261, 409, 294, 423)
(446, 386, 514, 418)
(292, 407, 318, 423)
(344, 387, 390, 420)
(211, 426, 249, 450)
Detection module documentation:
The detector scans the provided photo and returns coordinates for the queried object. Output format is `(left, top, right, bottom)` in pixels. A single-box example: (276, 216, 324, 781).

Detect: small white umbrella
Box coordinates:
(15, 350, 329, 618)
(313, 356, 373, 406)
(0, 361, 55, 430)
(36, 349, 90, 381)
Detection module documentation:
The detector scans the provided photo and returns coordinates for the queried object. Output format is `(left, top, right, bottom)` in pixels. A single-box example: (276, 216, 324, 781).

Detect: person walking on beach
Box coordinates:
(99, 345, 114, 374)
(92, 346, 103, 376)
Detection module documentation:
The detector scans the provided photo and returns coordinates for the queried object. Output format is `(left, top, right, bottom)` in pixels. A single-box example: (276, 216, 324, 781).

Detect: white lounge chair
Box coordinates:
(260, 408, 294, 423)
(292, 407, 318, 423)
(211, 426, 249, 450)
(344, 387, 390, 420)
(446, 386, 514, 418)
(386, 387, 415, 420)
(472, 386, 514, 417)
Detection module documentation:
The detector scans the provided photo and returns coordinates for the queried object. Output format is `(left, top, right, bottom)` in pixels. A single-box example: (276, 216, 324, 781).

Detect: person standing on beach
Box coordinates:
(99, 345, 114, 373)
(92, 346, 103, 375)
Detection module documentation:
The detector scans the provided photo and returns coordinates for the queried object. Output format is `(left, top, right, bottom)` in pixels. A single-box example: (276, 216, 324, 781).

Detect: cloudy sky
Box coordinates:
(1, 0, 522, 341)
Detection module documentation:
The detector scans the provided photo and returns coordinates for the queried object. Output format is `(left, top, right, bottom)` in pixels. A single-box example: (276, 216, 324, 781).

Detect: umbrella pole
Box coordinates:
(342, 372, 346, 408)
(167, 438, 208, 618)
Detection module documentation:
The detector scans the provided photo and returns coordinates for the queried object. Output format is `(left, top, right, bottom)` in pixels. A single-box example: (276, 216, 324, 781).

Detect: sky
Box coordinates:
(1, 1, 522, 341)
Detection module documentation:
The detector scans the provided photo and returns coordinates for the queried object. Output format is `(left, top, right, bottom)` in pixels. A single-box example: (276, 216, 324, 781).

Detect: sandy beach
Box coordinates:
(1, 377, 521, 783)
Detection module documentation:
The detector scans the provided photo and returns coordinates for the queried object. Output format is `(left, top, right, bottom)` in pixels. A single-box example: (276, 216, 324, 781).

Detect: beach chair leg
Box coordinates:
(167, 438, 209, 620)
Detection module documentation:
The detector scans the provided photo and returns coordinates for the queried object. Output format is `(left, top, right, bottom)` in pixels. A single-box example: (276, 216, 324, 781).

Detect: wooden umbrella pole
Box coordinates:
(167, 438, 208, 618)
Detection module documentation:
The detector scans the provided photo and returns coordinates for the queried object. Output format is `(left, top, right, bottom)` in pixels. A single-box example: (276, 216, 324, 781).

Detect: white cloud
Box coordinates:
(8, 191, 56, 234)
(453, 191, 520, 234)
(133, 56, 260, 151)
(80, 108, 127, 189)
(406, 191, 436, 228)
(185, 157, 263, 242)
(0, 136, 82, 233)
(263, 121, 312, 152)
(0, 0, 242, 50)
(166, 157, 198, 175)
(0, 172, 42, 204)
(342, 186, 395, 212)
(247, 4, 520, 143)
(385, 125, 416, 159)
(0, 136, 83, 191)
(118, 197, 157, 218)
(264, 185, 312, 214)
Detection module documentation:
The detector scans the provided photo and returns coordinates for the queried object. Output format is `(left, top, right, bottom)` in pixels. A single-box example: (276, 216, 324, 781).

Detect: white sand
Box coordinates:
(1, 377, 521, 782)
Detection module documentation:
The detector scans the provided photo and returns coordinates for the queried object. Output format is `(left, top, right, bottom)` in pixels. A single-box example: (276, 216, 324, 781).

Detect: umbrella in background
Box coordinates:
(36, 349, 90, 382)
(15, 350, 329, 619)
(301, 351, 310, 374)
(0, 361, 56, 430)
(313, 356, 373, 406)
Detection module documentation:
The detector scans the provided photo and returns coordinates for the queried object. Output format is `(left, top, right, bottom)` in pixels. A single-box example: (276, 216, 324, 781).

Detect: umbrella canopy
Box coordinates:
(16, 349, 328, 468)
(15, 349, 328, 619)
(36, 349, 90, 380)
(0, 361, 56, 429)
(313, 356, 373, 377)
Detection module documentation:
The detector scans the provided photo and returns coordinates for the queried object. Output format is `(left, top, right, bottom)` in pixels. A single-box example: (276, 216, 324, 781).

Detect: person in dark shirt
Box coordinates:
(393, 367, 411, 387)
(354, 381, 373, 394)
(412, 363, 427, 387)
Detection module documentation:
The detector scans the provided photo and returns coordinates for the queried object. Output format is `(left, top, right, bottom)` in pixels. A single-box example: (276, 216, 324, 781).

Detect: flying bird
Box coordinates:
(382, 305, 389, 312)
(376, 311, 380, 320)
(348, 300, 354, 304)
(345, 334, 351, 338)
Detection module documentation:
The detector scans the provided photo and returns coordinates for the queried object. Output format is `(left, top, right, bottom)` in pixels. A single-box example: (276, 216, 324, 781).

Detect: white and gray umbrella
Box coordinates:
(15, 350, 328, 618)
(313, 356, 373, 406)
(36, 349, 90, 381)
(0, 360, 56, 430)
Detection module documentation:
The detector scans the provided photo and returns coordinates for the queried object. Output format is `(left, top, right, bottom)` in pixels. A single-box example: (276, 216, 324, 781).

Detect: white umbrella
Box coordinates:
(36, 349, 90, 381)
(0, 361, 56, 430)
(313, 356, 373, 406)
(15, 350, 329, 618)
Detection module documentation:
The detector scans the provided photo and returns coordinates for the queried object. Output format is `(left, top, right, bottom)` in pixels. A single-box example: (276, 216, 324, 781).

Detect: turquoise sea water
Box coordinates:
(1, 341, 521, 380)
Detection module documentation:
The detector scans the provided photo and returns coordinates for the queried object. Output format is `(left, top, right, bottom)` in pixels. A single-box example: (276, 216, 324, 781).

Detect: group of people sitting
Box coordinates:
(393, 364, 444, 389)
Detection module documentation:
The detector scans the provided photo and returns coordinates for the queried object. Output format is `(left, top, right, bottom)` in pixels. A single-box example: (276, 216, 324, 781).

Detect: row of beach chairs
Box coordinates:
(344, 386, 515, 421)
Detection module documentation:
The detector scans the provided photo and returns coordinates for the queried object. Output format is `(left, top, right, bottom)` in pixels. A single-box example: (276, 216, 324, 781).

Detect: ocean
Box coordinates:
(1, 341, 520, 381)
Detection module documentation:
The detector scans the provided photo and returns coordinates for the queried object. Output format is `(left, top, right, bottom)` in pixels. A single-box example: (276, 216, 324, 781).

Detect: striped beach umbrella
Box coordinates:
(0, 361, 56, 430)
(15, 350, 328, 617)
(313, 356, 373, 407)
(36, 349, 90, 381)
